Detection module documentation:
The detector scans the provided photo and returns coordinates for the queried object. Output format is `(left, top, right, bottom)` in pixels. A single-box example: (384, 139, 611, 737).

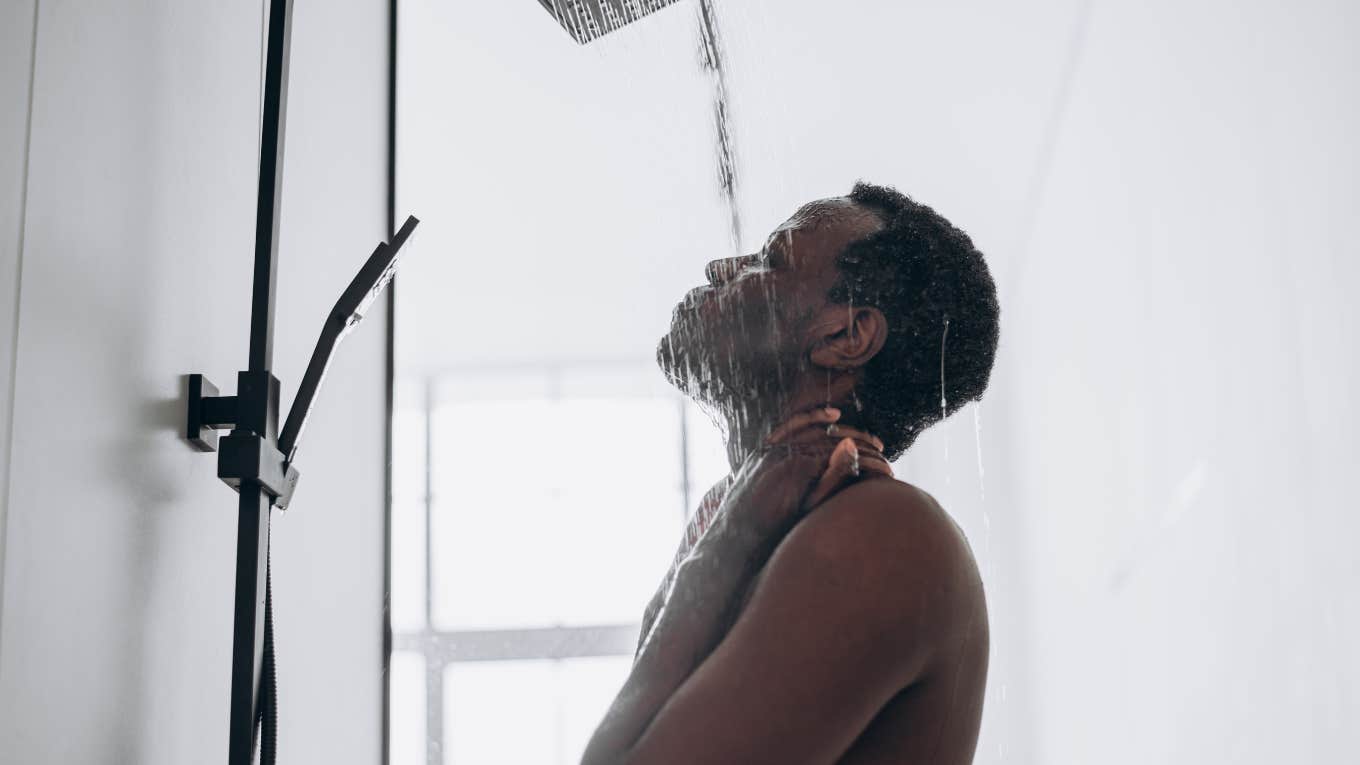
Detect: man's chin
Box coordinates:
(656, 333, 716, 400)
(655, 334, 692, 389)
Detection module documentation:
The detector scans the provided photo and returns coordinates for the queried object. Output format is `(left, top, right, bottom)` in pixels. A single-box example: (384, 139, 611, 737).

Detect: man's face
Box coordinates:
(657, 197, 883, 405)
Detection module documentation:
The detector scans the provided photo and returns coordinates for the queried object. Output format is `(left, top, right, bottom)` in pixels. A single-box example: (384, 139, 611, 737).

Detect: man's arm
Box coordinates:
(634, 523, 701, 660)
(635, 477, 733, 659)
(633, 580, 668, 660)
(589, 479, 979, 764)
(593, 496, 769, 763)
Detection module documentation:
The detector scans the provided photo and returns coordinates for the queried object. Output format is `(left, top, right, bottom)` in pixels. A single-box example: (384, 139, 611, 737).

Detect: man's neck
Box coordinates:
(718, 372, 864, 471)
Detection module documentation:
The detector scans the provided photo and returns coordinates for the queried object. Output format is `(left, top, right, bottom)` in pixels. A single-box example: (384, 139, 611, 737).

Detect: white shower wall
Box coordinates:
(0, 1, 391, 763)
(0, 0, 38, 615)
(1002, 1, 1360, 761)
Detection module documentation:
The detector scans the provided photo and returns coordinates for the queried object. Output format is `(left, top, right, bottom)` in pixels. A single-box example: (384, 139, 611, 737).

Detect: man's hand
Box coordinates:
(636, 407, 891, 657)
(716, 406, 893, 548)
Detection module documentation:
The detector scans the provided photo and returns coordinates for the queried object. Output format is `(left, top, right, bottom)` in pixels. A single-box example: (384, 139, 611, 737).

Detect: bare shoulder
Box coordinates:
(772, 476, 987, 645)
(789, 477, 979, 578)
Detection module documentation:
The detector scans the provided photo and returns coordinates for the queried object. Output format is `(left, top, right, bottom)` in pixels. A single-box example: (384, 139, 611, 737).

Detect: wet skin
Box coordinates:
(583, 198, 989, 764)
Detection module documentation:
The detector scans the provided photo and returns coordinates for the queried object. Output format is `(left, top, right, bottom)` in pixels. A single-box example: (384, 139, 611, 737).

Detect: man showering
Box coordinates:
(583, 182, 1001, 764)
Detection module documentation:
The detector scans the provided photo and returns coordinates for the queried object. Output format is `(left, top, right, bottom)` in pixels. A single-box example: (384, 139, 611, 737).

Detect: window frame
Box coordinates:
(393, 365, 702, 765)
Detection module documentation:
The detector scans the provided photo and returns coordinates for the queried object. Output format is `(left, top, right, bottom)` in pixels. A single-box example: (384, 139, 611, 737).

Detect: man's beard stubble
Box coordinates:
(656, 313, 805, 425)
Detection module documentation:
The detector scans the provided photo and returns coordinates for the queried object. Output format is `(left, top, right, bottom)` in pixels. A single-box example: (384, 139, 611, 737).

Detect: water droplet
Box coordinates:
(939, 315, 950, 420)
(940, 315, 950, 479)
(973, 403, 985, 502)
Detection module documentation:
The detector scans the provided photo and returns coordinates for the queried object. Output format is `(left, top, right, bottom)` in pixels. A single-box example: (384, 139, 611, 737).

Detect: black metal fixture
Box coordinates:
(182, 1, 418, 763)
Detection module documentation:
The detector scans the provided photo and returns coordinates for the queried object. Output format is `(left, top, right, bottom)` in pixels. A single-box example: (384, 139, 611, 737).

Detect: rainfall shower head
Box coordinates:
(535, 0, 683, 44)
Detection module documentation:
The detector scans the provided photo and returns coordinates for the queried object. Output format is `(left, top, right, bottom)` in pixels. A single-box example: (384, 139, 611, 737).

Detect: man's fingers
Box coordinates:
(765, 407, 840, 445)
(858, 454, 894, 478)
(824, 429, 891, 477)
(825, 424, 885, 453)
(824, 425, 892, 477)
(766, 414, 885, 463)
(804, 438, 860, 509)
(804, 442, 895, 509)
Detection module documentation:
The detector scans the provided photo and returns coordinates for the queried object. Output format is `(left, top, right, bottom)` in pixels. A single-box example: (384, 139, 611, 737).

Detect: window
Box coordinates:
(391, 363, 728, 764)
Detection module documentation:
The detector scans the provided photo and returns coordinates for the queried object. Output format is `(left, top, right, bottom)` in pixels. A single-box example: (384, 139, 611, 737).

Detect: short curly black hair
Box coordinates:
(828, 181, 1001, 460)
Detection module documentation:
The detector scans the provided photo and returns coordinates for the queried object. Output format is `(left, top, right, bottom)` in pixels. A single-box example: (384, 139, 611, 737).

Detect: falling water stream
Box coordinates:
(697, 0, 744, 256)
(941, 315, 951, 484)
(974, 403, 986, 503)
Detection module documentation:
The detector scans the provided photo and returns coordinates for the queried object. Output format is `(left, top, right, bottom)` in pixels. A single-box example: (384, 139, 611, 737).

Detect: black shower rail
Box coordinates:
(182, 1, 417, 763)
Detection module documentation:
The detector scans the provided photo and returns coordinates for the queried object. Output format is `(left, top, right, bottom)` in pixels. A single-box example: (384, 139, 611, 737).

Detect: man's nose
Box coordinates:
(704, 255, 755, 286)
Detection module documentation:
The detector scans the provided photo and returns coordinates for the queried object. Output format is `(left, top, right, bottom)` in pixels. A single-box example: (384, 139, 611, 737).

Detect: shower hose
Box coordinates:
(254, 545, 278, 765)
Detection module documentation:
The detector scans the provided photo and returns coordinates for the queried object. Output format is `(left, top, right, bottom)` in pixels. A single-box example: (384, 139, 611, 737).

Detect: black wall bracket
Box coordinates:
(186, 374, 234, 452)
(187, 371, 301, 509)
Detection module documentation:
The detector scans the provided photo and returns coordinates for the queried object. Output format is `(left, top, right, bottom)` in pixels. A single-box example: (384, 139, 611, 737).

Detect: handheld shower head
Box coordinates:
(535, 0, 683, 44)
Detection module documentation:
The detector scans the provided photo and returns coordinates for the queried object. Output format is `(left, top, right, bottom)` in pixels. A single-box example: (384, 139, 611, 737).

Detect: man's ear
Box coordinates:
(808, 305, 888, 370)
